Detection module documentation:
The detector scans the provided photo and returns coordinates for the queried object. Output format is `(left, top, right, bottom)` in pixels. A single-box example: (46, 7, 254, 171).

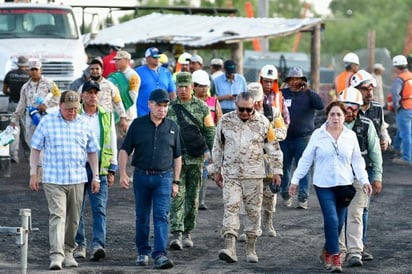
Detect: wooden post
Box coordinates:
(310, 23, 321, 92)
(368, 30, 375, 72)
(231, 42, 244, 75)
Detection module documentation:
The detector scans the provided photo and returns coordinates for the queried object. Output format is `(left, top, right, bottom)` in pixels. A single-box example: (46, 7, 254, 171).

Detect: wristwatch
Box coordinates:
(172, 180, 180, 185)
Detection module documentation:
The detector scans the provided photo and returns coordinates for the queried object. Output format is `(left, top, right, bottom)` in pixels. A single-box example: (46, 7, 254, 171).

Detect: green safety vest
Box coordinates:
(79, 105, 113, 175)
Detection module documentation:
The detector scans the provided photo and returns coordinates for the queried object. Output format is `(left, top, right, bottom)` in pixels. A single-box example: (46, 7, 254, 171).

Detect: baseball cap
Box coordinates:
(224, 60, 236, 74)
(16, 56, 29, 66)
(149, 89, 169, 103)
(29, 59, 42, 70)
(190, 54, 203, 65)
(113, 50, 131, 60)
(145, 47, 161, 58)
(210, 58, 223, 66)
(82, 80, 100, 93)
(373, 63, 385, 71)
(60, 90, 80, 109)
(176, 72, 192, 86)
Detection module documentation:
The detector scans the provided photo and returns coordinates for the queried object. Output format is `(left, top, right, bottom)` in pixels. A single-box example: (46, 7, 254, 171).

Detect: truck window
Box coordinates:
(0, 7, 78, 39)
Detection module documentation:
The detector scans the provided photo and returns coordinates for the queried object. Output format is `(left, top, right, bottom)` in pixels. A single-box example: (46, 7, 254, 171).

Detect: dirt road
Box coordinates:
(0, 147, 411, 274)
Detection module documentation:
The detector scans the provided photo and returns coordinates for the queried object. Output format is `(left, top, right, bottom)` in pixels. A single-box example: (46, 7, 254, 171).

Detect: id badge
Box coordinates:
(285, 99, 292, 107)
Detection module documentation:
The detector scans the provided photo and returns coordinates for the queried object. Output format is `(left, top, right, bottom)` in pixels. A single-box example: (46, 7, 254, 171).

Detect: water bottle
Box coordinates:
(0, 126, 16, 146)
(27, 106, 42, 126)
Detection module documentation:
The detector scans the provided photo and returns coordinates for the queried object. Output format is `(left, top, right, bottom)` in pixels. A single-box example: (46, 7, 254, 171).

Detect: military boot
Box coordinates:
(169, 231, 183, 250)
(218, 234, 237, 263)
(245, 235, 258, 263)
(263, 210, 276, 237)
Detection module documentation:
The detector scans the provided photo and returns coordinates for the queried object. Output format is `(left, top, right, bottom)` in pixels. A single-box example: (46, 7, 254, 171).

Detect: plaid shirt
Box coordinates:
(31, 111, 100, 185)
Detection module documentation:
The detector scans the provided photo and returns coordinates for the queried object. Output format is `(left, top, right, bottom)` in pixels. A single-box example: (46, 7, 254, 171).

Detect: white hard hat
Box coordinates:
(260, 65, 278, 80)
(110, 38, 124, 50)
(393, 55, 408, 66)
(338, 86, 363, 105)
(350, 69, 376, 88)
(192, 69, 210, 86)
(343, 52, 360, 65)
(178, 52, 192, 64)
(247, 82, 264, 102)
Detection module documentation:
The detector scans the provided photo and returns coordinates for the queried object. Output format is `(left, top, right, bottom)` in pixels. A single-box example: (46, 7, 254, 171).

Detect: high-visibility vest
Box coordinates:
(335, 71, 354, 95)
(398, 70, 412, 109)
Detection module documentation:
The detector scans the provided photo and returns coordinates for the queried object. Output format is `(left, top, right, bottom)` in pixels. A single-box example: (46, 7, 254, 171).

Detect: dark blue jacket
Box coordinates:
(281, 87, 324, 138)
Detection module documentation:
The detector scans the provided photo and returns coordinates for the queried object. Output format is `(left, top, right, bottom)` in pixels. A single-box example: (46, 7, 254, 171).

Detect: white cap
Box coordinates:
(210, 58, 224, 66)
(190, 54, 203, 65)
(350, 69, 377, 88)
(178, 52, 192, 64)
(192, 70, 210, 86)
(373, 63, 385, 71)
(339, 86, 363, 105)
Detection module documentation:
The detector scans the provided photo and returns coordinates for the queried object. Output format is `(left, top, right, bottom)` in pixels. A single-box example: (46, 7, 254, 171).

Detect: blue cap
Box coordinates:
(145, 47, 161, 58)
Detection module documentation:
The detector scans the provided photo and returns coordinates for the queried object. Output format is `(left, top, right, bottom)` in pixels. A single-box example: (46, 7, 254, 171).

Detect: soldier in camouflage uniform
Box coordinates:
(212, 91, 283, 264)
(10, 59, 61, 153)
(237, 83, 286, 241)
(78, 58, 128, 134)
(167, 72, 216, 250)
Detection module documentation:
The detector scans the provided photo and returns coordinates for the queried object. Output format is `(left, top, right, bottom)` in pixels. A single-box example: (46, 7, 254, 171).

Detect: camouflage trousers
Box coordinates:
(221, 177, 263, 238)
(170, 163, 203, 233)
(262, 180, 278, 213)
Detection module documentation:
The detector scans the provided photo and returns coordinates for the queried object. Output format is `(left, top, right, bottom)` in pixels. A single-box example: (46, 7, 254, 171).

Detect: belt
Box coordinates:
(136, 167, 168, 175)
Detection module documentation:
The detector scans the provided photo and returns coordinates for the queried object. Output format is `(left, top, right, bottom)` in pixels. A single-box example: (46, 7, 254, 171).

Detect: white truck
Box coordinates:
(0, 2, 87, 112)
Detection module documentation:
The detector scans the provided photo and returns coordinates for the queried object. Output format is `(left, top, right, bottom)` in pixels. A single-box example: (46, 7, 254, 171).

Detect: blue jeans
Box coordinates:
(76, 166, 108, 249)
(133, 169, 172, 259)
(315, 186, 347, 255)
(280, 136, 310, 201)
(396, 108, 412, 162)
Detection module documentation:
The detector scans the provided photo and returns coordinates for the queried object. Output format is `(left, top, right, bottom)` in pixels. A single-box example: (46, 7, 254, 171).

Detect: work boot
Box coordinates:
(169, 231, 183, 250)
(263, 210, 276, 237)
(245, 235, 258, 263)
(182, 231, 193, 248)
(218, 234, 237, 263)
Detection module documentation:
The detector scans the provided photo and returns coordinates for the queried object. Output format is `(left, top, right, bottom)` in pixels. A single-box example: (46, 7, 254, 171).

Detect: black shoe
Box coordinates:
(153, 255, 174, 269)
(348, 256, 363, 267)
(198, 204, 208, 210)
(90, 247, 105, 261)
(362, 250, 373, 261)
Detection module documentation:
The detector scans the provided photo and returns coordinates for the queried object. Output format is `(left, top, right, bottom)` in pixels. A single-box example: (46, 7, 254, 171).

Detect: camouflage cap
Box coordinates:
(176, 72, 192, 86)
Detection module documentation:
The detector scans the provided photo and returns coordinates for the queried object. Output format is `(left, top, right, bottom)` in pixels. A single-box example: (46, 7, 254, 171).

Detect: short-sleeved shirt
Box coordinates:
(212, 73, 247, 110)
(136, 65, 176, 116)
(31, 111, 100, 185)
(3, 68, 30, 103)
(121, 114, 181, 171)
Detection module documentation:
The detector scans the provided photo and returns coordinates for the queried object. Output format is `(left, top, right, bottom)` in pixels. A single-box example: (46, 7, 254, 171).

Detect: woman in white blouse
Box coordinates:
(289, 101, 372, 273)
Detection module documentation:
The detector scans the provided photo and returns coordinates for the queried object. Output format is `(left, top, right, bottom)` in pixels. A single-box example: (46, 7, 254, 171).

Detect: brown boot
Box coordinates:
(218, 234, 237, 263)
(245, 235, 258, 263)
(263, 210, 276, 237)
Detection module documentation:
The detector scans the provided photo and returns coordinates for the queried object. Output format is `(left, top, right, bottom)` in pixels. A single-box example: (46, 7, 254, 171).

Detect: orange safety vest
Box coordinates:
(398, 70, 412, 109)
(387, 93, 393, 111)
(335, 71, 354, 95)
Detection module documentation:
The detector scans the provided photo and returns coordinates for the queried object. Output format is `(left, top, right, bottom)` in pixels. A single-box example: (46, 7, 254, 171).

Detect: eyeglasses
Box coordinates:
(237, 107, 254, 113)
(344, 103, 359, 111)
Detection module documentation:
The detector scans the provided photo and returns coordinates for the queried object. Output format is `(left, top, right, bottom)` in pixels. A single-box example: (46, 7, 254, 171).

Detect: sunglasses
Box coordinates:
(237, 107, 254, 113)
(344, 103, 359, 111)
(30, 68, 39, 71)
(359, 86, 373, 91)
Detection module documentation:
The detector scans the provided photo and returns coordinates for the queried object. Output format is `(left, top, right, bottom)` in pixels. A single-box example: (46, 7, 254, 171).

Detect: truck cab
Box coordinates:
(0, 3, 87, 111)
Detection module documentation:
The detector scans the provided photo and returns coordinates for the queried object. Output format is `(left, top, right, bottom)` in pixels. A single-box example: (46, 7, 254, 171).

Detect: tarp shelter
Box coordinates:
(86, 12, 323, 89)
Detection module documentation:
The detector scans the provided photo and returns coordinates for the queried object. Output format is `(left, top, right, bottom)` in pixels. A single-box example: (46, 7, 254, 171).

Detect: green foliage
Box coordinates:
(327, 0, 412, 55)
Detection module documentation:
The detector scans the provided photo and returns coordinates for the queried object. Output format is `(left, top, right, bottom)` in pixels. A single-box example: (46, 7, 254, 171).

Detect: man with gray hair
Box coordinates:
(213, 91, 282, 264)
